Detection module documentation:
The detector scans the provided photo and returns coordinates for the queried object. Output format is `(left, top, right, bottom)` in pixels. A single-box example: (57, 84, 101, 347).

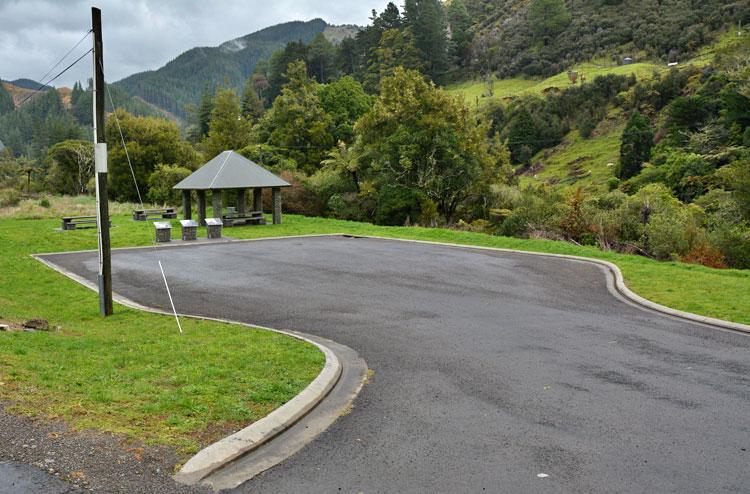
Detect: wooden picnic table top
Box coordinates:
(62, 215, 98, 220)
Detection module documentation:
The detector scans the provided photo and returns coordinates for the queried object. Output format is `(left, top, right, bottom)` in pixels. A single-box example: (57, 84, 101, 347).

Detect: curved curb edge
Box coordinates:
(352, 235, 750, 335)
(30, 253, 347, 485)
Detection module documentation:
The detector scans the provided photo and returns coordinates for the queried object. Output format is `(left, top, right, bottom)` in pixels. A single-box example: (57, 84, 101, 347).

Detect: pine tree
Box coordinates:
(197, 86, 215, 138)
(307, 33, 337, 83)
(202, 88, 252, 158)
(447, 0, 472, 67)
(403, 0, 449, 82)
(241, 78, 264, 123)
(258, 61, 334, 174)
(618, 111, 654, 179)
(0, 81, 14, 116)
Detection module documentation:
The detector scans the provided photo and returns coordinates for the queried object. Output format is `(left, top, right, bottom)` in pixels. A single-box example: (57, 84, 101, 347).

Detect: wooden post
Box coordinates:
(92, 7, 112, 316)
(237, 188, 246, 215)
(182, 190, 192, 220)
(272, 187, 281, 224)
(197, 190, 206, 226)
(253, 188, 263, 212)
(212, 190, 222, 219)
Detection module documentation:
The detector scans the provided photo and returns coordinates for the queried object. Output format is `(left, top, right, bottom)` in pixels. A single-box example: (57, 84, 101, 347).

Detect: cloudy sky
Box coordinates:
(0, 0, 391, 88)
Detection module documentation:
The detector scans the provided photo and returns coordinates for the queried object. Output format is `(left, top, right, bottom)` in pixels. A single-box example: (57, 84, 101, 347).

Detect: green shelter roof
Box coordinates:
(173, 150, 290, 190)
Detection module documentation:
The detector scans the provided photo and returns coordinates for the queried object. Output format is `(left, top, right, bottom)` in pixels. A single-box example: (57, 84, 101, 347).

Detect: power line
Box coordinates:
(36, 30, 92, 89)
(18, 48, 93, 107)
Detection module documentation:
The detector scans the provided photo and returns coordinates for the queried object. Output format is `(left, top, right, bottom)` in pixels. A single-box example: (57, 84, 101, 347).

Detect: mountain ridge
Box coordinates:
(113, 19, 331, 118)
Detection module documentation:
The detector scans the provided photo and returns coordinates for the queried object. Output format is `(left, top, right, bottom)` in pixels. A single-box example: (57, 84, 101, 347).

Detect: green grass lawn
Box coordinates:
(445, 61, 664, 108)
(0, 212, 324, 456)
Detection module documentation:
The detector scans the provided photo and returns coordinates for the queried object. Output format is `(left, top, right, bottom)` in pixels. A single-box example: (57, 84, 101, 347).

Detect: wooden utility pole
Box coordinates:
(92, 7, 113, 316)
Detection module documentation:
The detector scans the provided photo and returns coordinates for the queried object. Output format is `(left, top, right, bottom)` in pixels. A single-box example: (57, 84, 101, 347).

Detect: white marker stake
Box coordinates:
(158, 260, 183, 334)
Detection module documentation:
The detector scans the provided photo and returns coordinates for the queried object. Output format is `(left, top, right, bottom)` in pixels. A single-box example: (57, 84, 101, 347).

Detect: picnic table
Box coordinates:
(61, 215, 110, 230)
(133, 207, 177, 221)
(222, 210, 266, 227)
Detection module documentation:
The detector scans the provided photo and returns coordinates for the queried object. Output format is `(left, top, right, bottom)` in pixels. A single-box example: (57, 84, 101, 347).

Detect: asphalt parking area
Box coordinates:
(40, 236, 750, 493)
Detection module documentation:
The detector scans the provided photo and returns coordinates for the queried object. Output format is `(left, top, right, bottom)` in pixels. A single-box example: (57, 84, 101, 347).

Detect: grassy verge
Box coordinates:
(0, 213, 325, 456)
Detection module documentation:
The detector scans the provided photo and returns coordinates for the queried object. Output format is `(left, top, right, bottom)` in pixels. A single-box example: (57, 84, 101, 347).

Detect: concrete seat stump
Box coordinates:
(205, 218, 222, 239)
(154, 221, 172, 243)
(180, 219, 198, 241)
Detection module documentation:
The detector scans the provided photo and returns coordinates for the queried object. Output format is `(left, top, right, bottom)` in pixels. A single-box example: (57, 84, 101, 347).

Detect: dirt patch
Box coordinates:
(0, 404, 210, 493)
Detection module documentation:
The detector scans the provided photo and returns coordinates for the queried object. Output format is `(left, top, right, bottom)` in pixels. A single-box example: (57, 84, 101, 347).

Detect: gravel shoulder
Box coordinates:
(0, 404, 209, 494)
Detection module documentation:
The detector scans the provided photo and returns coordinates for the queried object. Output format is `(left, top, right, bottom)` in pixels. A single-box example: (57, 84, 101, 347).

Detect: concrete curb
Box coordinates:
(353, 235, 750, 335)
(31, 253, 346, 485)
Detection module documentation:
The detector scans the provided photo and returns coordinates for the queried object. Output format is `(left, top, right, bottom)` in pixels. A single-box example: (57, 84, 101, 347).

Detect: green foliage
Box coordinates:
(468, 0, 747, 78)
(307, 33, 338, 83)
(146, 164, 193, 205)
(0, 90, 85, 159)
(403, 0, 449, 82)
(356, 68, 510, 223)
(446, 0, 473, 67)
(0, 82, 13, 115)
(618, 112, 653, 179)
(241, 78, 265, 123)
(46, 140, 94, 196)
(364, 28, 424, 92)
(317, 76, 371, 145)
(201, 87, 252, 158)
(528, 0, 571, 44)
(258, 61, 334, 174)
(106, 110, 197, 202)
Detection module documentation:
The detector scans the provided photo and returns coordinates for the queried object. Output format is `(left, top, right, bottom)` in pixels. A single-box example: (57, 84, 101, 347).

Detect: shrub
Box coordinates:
(39, 198, 50, 208)
(710, 223, 750, 269)
(146, 164, 192, 205)
(0, 188, 20, 207)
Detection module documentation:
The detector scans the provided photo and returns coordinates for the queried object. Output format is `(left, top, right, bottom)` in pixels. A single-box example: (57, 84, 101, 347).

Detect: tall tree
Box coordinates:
(618, 111, 654, 179)
(0, 81, 12, 116)
(258, 61, 334, 174)
(197, 86, 215, 139)
(318, 76, 372, 144)
(403, 0, 449, 82)
(240, 77, 265, 123)
(105, 110, 197, 201)
(307, 33, 337, 83)
(447, 0, 473, 67)
(202, 87, 252, 158)
(364, 28, 424, 92)
(356, 68, 509, 223)
(47, 140, 94, 195)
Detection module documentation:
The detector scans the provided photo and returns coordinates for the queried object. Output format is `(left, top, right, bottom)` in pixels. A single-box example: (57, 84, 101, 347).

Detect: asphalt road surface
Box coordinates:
(41, 236, 750, 493)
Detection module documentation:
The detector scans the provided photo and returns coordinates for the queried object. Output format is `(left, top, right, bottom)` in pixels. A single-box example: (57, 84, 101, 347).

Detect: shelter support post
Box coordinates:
(253, 188, 263, 212)
(197, 190, 207, 226)
(272, 187, 281, 225)
(182, 190, 192, 220)
(212, 190, 223, 219)
(237, 188, 246, 215)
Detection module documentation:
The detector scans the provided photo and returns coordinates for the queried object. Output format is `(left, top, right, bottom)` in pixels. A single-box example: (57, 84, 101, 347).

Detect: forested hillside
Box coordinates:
(466, 0, 749, 77)
(114, 19, 328, 118)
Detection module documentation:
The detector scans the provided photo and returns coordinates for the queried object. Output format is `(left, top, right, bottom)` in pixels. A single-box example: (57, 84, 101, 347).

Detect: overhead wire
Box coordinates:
(17, 29, 93, 107)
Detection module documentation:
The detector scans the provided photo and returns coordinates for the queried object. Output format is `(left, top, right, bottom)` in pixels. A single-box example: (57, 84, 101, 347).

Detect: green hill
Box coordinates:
(464, 0, 749, 78)
(114, 19, 328, 119)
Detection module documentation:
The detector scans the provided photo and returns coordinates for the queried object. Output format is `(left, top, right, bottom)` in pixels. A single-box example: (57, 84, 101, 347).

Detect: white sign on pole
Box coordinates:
(95, 142, 108, 173)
